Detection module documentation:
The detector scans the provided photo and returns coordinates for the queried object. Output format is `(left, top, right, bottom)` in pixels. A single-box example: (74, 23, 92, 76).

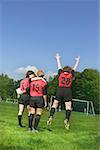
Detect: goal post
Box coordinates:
(49, 96, 95, 115)
(72, 99, 95, 116)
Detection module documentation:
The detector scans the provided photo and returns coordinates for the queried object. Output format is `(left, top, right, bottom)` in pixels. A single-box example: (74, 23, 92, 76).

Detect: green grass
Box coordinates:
(0, 102, 99, 150)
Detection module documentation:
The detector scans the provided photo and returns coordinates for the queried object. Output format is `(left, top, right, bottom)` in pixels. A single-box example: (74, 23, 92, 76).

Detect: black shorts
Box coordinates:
(18, 93, 30, 106)
(30, 96, 44, 108)
(55, 87, 72, 102)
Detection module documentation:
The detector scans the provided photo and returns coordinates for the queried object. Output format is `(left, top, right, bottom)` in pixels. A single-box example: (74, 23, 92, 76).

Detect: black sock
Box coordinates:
(49, 107, 55, 117)
(29, 114, 34, 130)
(28, 115, 30, 128)
(34, 114, 41, 130)
(65, 110, 71, 121)
(18, 115, 22, 126)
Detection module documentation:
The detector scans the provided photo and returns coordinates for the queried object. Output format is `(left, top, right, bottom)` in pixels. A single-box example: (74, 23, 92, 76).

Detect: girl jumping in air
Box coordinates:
(47, 53, 80, 130)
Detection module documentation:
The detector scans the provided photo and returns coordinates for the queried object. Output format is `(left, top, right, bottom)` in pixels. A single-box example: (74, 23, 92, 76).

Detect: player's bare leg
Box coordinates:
(47, 100, 59, 125)
(64, 101, 72, 130)
(27, 105, 31, 128)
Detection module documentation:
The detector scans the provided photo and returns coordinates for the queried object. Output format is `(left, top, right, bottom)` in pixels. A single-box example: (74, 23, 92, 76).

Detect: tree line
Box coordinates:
(0, 68, 99, 113)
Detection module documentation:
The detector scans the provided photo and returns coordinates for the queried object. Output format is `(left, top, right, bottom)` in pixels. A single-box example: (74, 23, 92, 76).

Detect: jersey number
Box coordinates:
(32, 84, 40, 91)
(61, 77, 70, 85)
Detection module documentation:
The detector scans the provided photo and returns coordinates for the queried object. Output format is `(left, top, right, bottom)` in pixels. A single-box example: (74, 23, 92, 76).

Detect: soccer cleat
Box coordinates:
(32, 128, 39, 133)
(18, 124, 25, 128)
(64, 119, 70, 130)
(28, 128, 33, 132)
(47, 116, 53, 126)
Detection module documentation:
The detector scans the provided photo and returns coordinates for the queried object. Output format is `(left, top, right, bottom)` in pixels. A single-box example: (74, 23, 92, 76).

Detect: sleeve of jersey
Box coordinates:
(72, 70, 75, 77)
(58, 69, 62, 76)
(42, 85, 47, 95)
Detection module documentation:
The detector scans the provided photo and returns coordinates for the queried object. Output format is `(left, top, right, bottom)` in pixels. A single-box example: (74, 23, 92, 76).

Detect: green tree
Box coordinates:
(0, 74, 16, 100)
(47, 75, 58, 101)
(72, 69, 99, 113)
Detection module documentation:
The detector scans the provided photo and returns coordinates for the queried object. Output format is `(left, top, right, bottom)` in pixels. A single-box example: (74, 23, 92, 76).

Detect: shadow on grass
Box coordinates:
(0, 146, 31, 150)
(0, 120, 6, 123)
(39, 126, 53, 132)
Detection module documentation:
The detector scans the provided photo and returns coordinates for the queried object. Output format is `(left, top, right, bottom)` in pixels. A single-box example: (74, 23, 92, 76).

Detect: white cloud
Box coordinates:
(16, 65, 38, 75)
(15, 65, 57, 80)
(16, 67, 25, 74)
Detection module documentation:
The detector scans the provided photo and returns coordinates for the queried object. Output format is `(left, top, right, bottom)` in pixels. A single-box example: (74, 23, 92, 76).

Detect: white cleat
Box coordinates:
(64, 119, 70, 130)
(47, 116, 53, 126)
(32, 128, 39, 133)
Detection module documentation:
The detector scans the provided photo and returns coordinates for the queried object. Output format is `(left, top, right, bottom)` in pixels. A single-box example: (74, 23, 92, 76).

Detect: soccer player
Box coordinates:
(37, 70, 48, 108)
(47, 53, 80, 130)
(16, 70, 36, 128)
(28, 70, 47, 132)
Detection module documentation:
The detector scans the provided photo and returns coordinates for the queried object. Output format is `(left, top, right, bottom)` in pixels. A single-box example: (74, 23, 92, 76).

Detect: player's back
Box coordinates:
(59, 71, 73, 88)
(30, 79, 46, 97)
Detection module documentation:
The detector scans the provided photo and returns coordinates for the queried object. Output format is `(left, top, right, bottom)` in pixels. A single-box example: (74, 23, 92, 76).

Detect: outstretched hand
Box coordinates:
(75, 56, 80, 61)
(55, 53, 60, 59)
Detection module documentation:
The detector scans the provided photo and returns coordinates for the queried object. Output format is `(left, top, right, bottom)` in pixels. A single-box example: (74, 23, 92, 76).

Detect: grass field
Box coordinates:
(0, 102, 99, 150)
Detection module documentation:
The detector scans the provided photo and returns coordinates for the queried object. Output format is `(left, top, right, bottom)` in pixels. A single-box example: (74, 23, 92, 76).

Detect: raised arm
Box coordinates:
(73, 56, 80, 71)
(55, 53, 62, 70)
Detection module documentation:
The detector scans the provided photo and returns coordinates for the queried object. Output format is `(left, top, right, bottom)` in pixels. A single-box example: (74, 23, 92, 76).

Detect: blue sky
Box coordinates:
(0, 0, 99, 79)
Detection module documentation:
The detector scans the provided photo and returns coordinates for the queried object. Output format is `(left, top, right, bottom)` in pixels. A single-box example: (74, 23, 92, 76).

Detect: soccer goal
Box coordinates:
(49, 96, 95, 115)
(72, 99, 95, 115)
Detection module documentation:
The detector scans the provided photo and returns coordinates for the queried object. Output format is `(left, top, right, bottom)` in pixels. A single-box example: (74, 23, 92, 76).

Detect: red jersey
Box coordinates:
(20, 78, 29, 93)
(30, 79, 46, 97)
(59, 71, 73, 88)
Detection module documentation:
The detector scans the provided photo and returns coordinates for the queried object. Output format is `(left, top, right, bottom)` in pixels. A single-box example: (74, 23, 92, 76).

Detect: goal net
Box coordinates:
(72, 99, 95, 115)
